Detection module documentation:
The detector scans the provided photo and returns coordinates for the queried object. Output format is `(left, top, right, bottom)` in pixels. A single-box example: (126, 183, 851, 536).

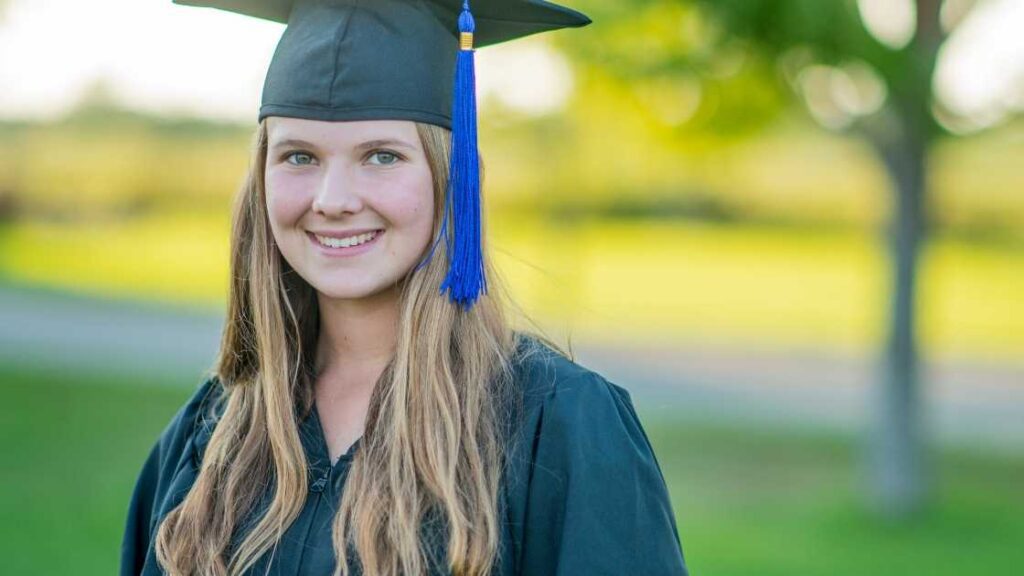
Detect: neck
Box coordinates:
(314, 285, 400, 378)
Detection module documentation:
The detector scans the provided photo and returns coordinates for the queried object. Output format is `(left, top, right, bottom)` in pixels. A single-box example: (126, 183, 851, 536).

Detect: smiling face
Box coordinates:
(264, 117, 436, 303)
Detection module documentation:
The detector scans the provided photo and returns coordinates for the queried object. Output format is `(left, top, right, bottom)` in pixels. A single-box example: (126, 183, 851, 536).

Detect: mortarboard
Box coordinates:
(172, 0, 591, 309)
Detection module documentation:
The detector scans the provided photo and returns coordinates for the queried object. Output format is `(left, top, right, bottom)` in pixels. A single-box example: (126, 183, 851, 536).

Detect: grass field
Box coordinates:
(2, 364, 1021, 575)
(1, 215, 1021, 364)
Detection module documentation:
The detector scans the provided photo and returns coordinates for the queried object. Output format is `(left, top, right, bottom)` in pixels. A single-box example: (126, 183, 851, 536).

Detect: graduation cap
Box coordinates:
(172, 0, 592, 309)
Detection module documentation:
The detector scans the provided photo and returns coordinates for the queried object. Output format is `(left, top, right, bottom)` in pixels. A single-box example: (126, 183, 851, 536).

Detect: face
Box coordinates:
(265, 117, 436, 302)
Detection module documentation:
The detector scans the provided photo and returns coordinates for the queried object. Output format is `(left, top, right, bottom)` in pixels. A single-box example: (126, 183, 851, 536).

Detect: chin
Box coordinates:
(313, 285, 374, 301)
(311, 279, 394, 302)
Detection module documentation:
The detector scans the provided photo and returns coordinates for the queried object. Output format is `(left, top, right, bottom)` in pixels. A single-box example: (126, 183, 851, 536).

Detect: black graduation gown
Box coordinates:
(120, 335, 688, 575)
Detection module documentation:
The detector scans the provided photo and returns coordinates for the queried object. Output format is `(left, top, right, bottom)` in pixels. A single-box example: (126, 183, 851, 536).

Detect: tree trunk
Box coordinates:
(867, 120, 931, 518)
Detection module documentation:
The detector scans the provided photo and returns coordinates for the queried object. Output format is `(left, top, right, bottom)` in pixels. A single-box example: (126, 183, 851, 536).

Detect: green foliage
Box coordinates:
(690, 0, 882, 61)
(566, 0, 973, 141)
(559, 1, 791, 135)
(695, 0, 947, 139)
(0, 107, 252, 219)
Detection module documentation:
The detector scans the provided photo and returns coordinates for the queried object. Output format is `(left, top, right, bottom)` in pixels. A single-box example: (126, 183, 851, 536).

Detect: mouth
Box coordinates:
(307, 229, 384, 255)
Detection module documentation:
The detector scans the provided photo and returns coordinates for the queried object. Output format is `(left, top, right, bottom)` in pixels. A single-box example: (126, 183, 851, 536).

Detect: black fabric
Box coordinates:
(120, 334, 689, 575)
(171, 0, 592, 127)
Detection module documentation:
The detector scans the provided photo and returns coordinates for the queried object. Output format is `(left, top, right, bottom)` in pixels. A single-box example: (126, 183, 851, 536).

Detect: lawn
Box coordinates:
(2, 216, 1022, 364)
(2, 364, 1021, 575)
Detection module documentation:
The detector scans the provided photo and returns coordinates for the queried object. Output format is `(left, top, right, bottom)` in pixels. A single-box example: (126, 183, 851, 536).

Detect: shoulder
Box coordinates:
(152, 374, 225, 474)
(170, 375, 222, 442)
(509, 333, 647, 463)
(511, 332, 635, 414)
(504, 335, 688, 574)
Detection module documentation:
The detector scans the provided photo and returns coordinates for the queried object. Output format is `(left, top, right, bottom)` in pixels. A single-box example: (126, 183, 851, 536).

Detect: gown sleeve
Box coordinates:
(517, 371, 689, 575)
(119, 376, 220, 576)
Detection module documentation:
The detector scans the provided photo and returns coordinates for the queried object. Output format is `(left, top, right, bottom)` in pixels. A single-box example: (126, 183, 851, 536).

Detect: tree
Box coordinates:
(562, 0, 1011, 517)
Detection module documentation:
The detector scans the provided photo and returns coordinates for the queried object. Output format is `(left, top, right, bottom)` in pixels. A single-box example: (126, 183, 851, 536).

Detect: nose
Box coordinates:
(312, 165, 364, 217)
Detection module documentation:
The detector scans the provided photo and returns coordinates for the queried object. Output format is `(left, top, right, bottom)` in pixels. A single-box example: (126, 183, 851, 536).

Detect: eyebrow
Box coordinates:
(269, 137, 418, 152)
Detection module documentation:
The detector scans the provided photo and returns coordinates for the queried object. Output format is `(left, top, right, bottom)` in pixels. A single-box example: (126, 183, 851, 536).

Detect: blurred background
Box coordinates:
(1, 0, 1021, 574)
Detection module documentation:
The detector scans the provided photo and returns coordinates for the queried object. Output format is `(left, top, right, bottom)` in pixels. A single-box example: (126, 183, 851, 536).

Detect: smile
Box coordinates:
(306, 229, 384, 257)
(312, 230, 381, 248)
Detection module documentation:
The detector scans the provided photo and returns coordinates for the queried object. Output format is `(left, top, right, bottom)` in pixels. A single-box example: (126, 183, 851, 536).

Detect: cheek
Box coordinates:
(378, 174, 434, 237)
(265, 174, 310, 227)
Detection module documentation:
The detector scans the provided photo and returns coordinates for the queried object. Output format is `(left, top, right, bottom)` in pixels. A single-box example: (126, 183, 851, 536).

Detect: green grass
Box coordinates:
(2, 216, 1022, 364)
(2, 364, 1022, 575)
(644, 422, 1024, 575)
(0, 365, 194, 575)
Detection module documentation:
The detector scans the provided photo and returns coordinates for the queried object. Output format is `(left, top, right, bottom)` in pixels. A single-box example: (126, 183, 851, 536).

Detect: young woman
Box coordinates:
(121, 1, 688, 575)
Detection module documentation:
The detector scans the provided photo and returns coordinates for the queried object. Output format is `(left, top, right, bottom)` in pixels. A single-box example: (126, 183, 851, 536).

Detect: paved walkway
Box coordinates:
(2, 280, 1020, 453)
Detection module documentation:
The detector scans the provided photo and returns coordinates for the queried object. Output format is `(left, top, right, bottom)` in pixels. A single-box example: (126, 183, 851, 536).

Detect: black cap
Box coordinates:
(172, 0, 591, 128)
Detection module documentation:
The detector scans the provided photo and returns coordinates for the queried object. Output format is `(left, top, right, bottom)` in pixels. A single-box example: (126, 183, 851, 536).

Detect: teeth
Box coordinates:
(314, 230, 379, 248)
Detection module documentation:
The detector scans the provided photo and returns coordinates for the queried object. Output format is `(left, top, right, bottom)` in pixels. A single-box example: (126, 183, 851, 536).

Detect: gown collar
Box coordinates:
(191, 388, 361, 493)
(191, 333, 537, 492)
(301, 399, 362, 493)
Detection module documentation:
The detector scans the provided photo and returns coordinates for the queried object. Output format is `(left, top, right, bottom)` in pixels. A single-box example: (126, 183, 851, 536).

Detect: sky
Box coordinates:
(0, 0, 1020, 128)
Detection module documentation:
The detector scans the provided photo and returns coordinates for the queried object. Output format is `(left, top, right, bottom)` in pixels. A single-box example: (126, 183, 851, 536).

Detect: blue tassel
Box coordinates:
(418, 0, 487, 309)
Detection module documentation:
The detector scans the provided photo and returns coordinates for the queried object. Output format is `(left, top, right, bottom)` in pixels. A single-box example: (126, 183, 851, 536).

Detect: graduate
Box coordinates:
(121, 1, 689, 574)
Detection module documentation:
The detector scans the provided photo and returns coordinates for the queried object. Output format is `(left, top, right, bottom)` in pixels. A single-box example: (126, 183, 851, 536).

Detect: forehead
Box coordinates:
(266, 116, 420, 148)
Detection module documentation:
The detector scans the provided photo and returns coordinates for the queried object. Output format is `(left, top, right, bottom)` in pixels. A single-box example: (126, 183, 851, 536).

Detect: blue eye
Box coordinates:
(279, 149, 402, 166)
(284, 151, 315, 166)
(368, 150, 401, 166)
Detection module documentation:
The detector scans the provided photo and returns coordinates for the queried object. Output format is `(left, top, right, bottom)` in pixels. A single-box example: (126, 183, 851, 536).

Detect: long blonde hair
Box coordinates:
(154, 118, 526, 576)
